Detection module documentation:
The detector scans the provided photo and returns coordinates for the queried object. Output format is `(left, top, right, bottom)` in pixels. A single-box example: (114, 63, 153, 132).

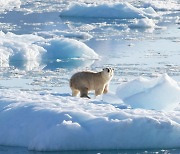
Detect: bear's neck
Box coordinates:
(97, 72, 109, 84)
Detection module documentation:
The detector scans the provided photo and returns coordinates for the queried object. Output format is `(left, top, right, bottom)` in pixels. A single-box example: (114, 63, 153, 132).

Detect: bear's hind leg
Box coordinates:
(80, 87, 90, 99)
(72, 88, 79, 97)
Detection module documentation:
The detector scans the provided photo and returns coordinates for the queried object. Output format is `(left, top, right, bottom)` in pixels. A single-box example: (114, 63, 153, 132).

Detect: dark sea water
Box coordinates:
(0, 146, 180, 154)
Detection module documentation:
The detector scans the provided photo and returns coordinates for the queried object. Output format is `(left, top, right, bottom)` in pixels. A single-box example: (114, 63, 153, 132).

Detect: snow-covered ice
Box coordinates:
(60, 2, 158, 19)
(36, 30, 93, 41)
(0, 31, 44, 69)
(42, 38, 98, 60)
(0, 75, 180, 151)
(140, 0, 180, 11)
(0, 0, 21, 13)
(0, 32, 98, 70)
(129, 18, 156, 29)
(116, 74, 180, 111)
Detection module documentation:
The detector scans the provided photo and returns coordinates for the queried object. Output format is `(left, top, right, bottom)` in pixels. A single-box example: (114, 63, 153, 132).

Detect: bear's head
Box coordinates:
(102, 67, 114, 81)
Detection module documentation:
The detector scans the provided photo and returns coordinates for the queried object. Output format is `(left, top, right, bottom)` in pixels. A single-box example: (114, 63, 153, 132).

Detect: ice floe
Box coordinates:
(60, 2, 159, 19)
(129, 18, 156, 29)
(42, 38, 98, 60)
(0, 0, 21, 13)
(0, 31, 45, 69)
(0, 75, 180, 151)
(36, 30, 93, 41)
(116, 74, 180, 111)
(140, 0, 180, 11)
(0, 31, 98, 70)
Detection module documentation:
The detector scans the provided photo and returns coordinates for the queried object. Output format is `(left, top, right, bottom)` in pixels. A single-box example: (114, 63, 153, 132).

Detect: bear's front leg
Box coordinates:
(103, 84, 109, 94)
(95, 88, 104, 96)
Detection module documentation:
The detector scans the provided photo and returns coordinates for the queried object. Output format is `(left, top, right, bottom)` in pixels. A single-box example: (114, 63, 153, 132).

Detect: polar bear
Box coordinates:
(70, 67, 114, 98)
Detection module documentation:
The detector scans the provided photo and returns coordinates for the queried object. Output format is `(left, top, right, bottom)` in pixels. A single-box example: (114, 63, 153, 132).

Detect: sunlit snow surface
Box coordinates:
(116, 74, 180, 110)
(0, 0, 21, 13)
(0, 0, 180, 152)
(0, 84, 180, 151)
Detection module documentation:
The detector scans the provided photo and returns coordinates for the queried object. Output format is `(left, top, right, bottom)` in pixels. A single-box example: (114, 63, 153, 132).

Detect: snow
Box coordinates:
(60, 2, 158, 19)
(36, 30, 93, 41)
(42, 38, 98, 60)
(140, 0, 180, 11)
(129, 18, 156, 29)
(0, 32, 98, 70)
(0, 0, 21, 13)
(0, 32, 45, 70)
(116, 74, 180, 111)
(0, 75, 180, 151)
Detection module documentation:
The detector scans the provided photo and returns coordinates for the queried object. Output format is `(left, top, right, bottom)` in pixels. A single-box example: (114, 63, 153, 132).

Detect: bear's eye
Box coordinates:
(107, 68, 110, 73)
